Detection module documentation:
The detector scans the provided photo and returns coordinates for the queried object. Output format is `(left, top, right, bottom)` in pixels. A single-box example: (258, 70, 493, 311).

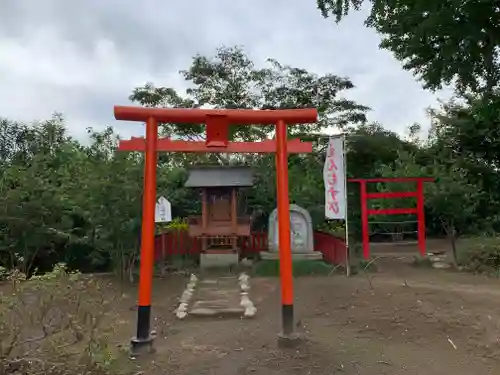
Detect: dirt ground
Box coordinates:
(109, 254, 500, 375)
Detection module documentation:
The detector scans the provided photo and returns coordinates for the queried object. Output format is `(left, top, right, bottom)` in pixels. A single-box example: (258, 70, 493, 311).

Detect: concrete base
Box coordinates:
(277, 332, 302, 348)
(200, 252, 239, 269)
(260, 251, 323, 261)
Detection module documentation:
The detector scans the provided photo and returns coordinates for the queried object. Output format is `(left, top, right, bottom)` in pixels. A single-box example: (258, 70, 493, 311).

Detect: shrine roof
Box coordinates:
(185, 166, 254, 188)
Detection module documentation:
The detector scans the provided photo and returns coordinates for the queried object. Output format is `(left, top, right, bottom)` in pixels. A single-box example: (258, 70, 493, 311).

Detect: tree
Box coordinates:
(0, 116, 78, 274)
(317, 0, 500, 96)
(429, 94, 500, 169)
(130, 45, 371, 226)
(4, 45, 499, 276)
(130, 46, 369, 142)
(376, 149, 483, 263)
(425, 94, 500, 228)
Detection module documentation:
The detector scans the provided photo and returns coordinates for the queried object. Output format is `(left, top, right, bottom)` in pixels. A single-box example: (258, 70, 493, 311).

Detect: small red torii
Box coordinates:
(348, 177, 435, 260)
(114, 105, 317, 353)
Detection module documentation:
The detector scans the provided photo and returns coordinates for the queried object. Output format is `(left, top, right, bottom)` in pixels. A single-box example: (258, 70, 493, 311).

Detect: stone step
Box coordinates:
(175, 273, 256, 320)
(189, 306, 245, 317)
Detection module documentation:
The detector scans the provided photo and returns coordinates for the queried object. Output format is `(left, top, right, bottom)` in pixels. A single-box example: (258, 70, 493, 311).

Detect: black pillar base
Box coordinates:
(278, 304, 301, 348)
(130, 305, 155, 357)
(282, 304, 294, 336)
(130, 335, 155, 356)
(277, 332, 302, 348)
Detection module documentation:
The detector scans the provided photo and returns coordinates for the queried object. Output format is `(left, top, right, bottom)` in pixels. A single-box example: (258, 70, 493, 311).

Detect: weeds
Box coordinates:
(0, 263, 123, 374)
(462, 241, 500, 276)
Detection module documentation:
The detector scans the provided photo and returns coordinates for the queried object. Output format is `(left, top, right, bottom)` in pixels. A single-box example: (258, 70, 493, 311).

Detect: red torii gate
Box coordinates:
(114, 105, 317, 353)
(349, 177, 435, 260)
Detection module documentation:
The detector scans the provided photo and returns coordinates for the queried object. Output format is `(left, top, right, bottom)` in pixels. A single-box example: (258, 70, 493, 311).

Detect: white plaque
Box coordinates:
(155, 196, 172, 223)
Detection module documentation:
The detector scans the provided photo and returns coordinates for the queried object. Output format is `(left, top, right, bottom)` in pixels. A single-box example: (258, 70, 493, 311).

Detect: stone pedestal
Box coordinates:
(200, 252, 239, 269)
(178, 275, 253, 319)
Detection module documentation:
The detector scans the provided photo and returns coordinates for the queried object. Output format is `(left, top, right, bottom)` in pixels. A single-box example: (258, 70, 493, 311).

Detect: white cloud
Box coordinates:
(0, 0, 451, 142)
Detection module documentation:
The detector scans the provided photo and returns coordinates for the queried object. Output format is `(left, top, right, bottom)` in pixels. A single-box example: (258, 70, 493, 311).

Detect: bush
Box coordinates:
(463, 240, 500, 275)
(0, 266, 7, 281)
(0, 263, 121, 374)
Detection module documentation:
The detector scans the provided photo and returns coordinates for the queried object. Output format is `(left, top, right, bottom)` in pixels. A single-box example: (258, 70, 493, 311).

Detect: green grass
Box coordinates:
(253, 259, 336, 277)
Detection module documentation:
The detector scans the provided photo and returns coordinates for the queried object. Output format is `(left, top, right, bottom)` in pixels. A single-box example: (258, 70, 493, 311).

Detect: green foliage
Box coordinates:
(317, 0, 500, 96)
(0, 117, 200, 279)
(1, 45, 500, 276)
(426, 96, 500, 234)
(376, 149, 482, 236)
(317, 221, 346, 238)
(317, 0, 363, 21)
(0, 119, 143, 278)
(129, 45, 370, 234)
(131, 46, 369, 139)
(163, 217, 189, 231)
(0, 266, 7, 281)
(462, 239, 500, 276)
(431, 94, 500, 170)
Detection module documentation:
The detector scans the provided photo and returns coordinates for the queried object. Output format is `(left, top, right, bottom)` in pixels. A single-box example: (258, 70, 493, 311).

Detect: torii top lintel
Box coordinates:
(114, 106, 317, 124)
(114, 106, 317, 154)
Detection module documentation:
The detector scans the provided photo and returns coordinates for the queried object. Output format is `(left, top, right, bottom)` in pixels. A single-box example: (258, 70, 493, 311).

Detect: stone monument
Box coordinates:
(262, 204, 322, 260)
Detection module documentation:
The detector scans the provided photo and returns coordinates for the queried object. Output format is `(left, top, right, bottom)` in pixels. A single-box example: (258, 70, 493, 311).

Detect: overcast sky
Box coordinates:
(0, 0, 451, 141)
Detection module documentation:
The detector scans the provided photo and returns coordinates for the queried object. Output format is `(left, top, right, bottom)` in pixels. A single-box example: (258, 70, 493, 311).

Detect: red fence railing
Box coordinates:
(154, 230, 347, 265)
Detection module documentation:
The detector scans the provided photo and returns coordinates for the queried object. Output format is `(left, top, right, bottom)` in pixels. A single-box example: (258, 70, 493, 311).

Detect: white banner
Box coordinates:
(324, 136, 347, 219)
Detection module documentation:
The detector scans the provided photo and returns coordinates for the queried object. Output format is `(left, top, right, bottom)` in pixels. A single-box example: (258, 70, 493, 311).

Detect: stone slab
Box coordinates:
(192, 300, 231, 309)
(200, 253, 239, 269)
(189, 307, 245, 317)
(432, 262, 452, 269)
(429, 255, 447, 262)
(199, 279, 218, 285)
(187, 275, 246, 318)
